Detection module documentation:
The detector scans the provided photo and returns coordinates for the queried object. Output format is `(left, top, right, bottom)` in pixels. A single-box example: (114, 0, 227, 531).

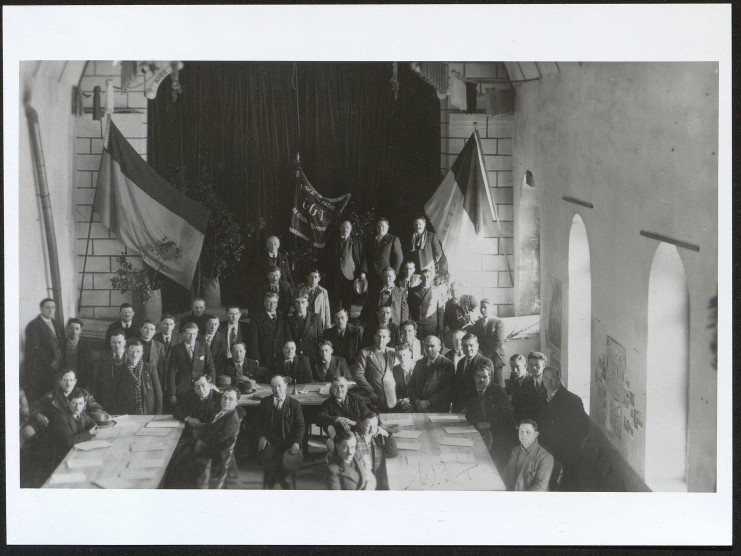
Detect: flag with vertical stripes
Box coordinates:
(94, 122, 211, 289)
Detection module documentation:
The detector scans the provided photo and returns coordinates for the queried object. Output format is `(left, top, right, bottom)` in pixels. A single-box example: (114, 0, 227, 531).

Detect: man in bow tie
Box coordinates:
(167, 322, 216, 408)
(104, 303, 138, 348)
(366, 218, 403, 290)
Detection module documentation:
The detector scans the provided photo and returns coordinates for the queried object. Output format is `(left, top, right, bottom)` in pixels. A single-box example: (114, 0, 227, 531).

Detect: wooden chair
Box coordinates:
(549, 460, 564, 491)
(209, 436, 238, 489)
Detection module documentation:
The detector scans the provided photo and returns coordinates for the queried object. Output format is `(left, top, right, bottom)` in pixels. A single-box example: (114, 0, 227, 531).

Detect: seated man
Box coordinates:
(316, 376, 370, 435)
(527, 351, 548, 398)
(45, 389, 99, 472)
(409, 335, 455, 413)
(452, 334, 496, 413)
(219, 342, 265, 386)
(321, 308, 363, 364)
(173, 375, 223, 433)
(352, 327, 398, 412)
(353, 412, 398, 490)
(257, 375, 305, 489)
(503, 419, 555, 491)
(116, 339, 163, 415)
(392, 343, 415, 412)
(269, 341, 313, 384)
(312, 340, 351, 382)
(326, 430, 376, 491)
(507, 353, 539, 424)
(256, 265, 294, 316)
(465, 364, 515, 470)
(166, 386, 242, 488)
(168, 322, 216, 408)
(30, 369, 104, 433)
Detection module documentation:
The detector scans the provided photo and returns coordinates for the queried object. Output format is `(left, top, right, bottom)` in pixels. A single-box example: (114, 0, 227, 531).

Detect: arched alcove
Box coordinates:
(567, 214, 591, 411)
(645, 242, 690, 491)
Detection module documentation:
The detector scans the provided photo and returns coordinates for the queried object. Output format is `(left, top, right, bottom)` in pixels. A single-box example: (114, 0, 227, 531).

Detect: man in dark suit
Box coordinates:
(409, 335, 455, 413)
(167, 322, 216, 407)
(219, 342, 265, 386)
(322, 308, 362, 364)
(471, 299, 506, 378)
(537, 366, 590, 487)
(23, 298, 64, 401)
(465, 364, 515, 469)
(45, 388, 99, 473)
(312, 340, 351, 382)
(326, 431, 376, 490)
(392, 343, 415, 412)
(409, 216, 446, 275)
(316, 376, 370, 434)
(396, 260, 421, 294)
(178, 298, 208, 333)
(444, 329, 467, 371)
(154, 313, 183, 367)
(255, 235, 293, 287)
(116, 339, 163, 415)
(443, 281, 469, 336)
(287, 294, 322, 363)
(326, 220, 368, 313)
(247, 292, 291, 369)
(256, 266, 294, 316)
(59, 318, 95, 391)
(366, 218, 403, 289)
(257, 375, 305, 489)
(508, 353, 540, 423)
(452, 333, 497, 413)
(527, 351, 548, 399)
(354, 412, 398, 489)
(92, 329, 127, 414)
(173, 374, 223, 431)
(139, 319, 166, 387)
(200, 314, 229, 368)
(361, 267, 409, 327)
(269, 341, 313, 384)
(104, 303, 139, 347)
(407, 268, 445, 340)
(352, 327, 397, 412)
(218, 305, 250, 361)
(362, 306, 400, 349)
(29, 368, 105, 433)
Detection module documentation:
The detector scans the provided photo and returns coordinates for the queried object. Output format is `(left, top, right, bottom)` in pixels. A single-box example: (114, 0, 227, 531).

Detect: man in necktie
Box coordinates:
(321, 308, 362, 364)
(256, 235, 293, 287)
(409, 335, 455, 413)
(391, 343, 415, 411)
(219, 342, 263, 387)
(444, 329, 466, 370)
(508, 354, 538, 423)
(408, 216, 444, 275)
(317, 376, 370, 435)
(45, 389, 99, 473)
(312, 340, 350, 382)
(219, 305, 245, 359)
(288, 294, 322, 363)
(327, 220, 367, 314)
(452, 333, 496, 413)
(271, 341, 312, 384)
(396, 260, 419, 293)
(168, 323, 216, 408)
(257, 375, 305, 489)
(92, 330, 127, 413)
(154, 314, 182, 367)
(261, 266, 293, 316)
(361, 267, 409, 328)
(399, 320, 423, 361)
(527, 352, 548, 398)
(139, 319, 166, 388)
(352, 327, 397, 412)
(104, 303, 138, 347)
(201, 314, 228, 367)
(367, 218, 403, 289)
(59, 317, 94, 390)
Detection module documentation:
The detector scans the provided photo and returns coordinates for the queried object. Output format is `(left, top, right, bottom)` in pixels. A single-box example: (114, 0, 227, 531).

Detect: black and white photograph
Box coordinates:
(4, 4, 731, 547)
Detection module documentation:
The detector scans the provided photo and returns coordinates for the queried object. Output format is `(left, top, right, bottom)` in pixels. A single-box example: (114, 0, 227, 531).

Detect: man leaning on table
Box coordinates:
(45, 388, 99, 475)
(503, 419, 554, 491)
(316, 376, 371, 437)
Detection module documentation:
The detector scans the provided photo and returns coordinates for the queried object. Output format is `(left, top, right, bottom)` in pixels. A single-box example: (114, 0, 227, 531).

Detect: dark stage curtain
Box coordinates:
(148, 62, 440, 311)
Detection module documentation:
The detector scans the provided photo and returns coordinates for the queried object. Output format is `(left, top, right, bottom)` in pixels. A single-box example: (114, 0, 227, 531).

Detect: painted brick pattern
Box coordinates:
(440, 62, 514, 316)
(75, 61, 148, 318)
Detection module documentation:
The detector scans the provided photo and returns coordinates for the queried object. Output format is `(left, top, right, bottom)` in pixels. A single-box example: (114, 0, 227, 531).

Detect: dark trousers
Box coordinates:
(330, 275, 357, 314)
(259, 442, 289, 487)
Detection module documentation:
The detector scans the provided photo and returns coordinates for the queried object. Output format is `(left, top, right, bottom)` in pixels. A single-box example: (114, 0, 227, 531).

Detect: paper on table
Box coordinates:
(439, 436, 475, 447)
(130, 441, 166, 452)
(440, 453, 476, 463)
(73, 439, 112, 451)
(393, 429, 422, 439)
(382, 418, 415, 427)
(129, 458, 166, 468)
(145, 420, 181, 428)
(119, 468, 158, 480)
(300, 384, 322, 392)
(49, 472, 88, 485)
(443, 425, 478, 434)
(428, 414, 466, 422)
(94, 477, 136, 489)
(135, 428, 171, 436)
(67, 458, 104, 469)
(318, 385, 331, 396)
(396, 441, 421, 451)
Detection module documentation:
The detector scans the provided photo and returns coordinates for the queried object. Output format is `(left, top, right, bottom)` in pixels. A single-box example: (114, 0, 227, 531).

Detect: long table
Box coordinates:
(382, 413, 507, 491)
(42, 414, 185, 489)
(237, 382, 355, 407)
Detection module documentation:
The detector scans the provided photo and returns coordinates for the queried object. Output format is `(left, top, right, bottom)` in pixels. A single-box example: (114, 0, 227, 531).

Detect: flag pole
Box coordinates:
(473, 123, 514, 287)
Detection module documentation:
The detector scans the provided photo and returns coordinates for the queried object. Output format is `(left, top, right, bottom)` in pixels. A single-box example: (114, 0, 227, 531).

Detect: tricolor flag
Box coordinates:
(424, 133, 493, 278)
(94, 122, 211, 289)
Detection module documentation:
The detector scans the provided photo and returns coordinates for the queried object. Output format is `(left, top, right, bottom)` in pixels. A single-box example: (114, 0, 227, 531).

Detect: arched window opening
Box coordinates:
(645, 243, 690, 492)
(567, 214, 591, 412)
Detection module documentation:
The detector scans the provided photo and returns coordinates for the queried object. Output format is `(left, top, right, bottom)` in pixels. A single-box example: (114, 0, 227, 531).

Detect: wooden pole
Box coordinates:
(473, 124, 514, 287)
(25, 103, 65, 328)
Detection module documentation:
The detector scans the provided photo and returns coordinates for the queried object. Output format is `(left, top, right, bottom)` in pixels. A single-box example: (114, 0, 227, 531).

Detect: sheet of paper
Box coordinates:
(440, 452, 476, 463)
(396, 441, 421, 451)
(318, 385, 331, 396)
(119, 468, 158, 480)
(439, 436, 474, 447)
(73, 439, 112, 451)
(49, 472, 88, 485)
(382, 418, 415, 427)
(94, 477, 136, 489)
(129, 458, 166, 468)
(393, 429, 422, 439)
(300, 384, 323, 392)
(67, 458, 104, 469)
(428, 414, 466, 422)
(443, 425, 478, 434)
(135, 428, 171, 436)
(130, 441, 166, 452)
(115, 414, 151, 423)
(95, 427, 118, 439)
(145, 420, 181, 428)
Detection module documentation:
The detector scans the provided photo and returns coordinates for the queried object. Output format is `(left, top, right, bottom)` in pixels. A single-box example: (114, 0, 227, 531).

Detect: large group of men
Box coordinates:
(20, 216, 591, 491)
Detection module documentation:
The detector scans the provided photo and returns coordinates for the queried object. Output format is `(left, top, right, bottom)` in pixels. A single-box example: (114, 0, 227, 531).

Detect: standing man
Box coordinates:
(361, 267, 409, 327)
(139, 319, 166, 388)
(399, 320, 423, 361)
(257, 266, 294, 316)
(255, 235, 293, 286)
(312, 340, 351, 383)
(443, 281, 469, 336)
(287, 294, 322, 364)
(59, 318, 94, 390)
(247, 292, 291, 369)
(396, 260, 421, 294)
(508, 354, 539, 423)
(452, 333, 496, 413)
(408, 216, 445, 275)
(366, 218, 403, 289)
(409, 335, 455, 413)
(269, 341, 313, 384)
(294, 269, 332, 331)
(471, 299, 506, 383)
(154, 313, 183, 368)
(326, 220, 367, 314)
(179, 298, 208, 333)
(167, 323, 216, 408)
(527, 351, 548, 399)
(173, 375, 223, 432)
(200, 314, 229, 368)
(116, 339, 163, 415)
(219, 305, 249, 360)
(407, 268, 445, 340)
(257, 375, 305, 489)
(92, 330, 127, 413)
(444, 329, 467, 370)
(352, 328, 398, 412)
(104, 303, 138, 346)
(321, 308, 363, 364)
(23, 298, 63, 401)
(362, 306, 400, 350)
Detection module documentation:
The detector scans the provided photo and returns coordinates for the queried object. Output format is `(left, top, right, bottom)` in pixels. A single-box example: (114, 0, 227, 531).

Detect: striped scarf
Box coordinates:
(126, 359, 146, 414)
